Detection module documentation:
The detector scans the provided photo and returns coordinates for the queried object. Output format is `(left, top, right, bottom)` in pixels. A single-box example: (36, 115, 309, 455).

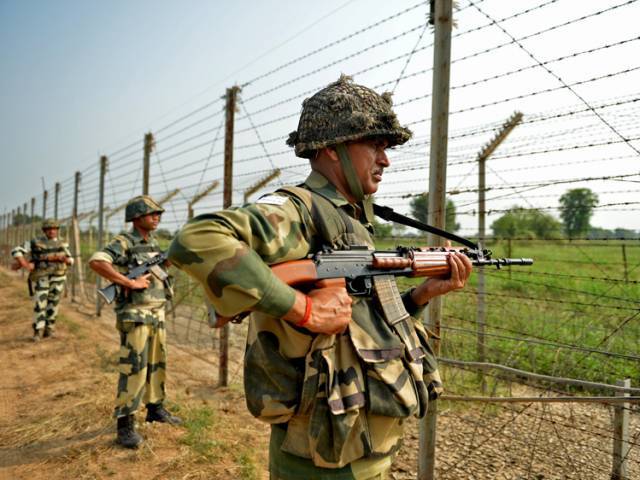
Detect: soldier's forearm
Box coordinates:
(17, 257, 31, 269)
(89, 260, 135, 288)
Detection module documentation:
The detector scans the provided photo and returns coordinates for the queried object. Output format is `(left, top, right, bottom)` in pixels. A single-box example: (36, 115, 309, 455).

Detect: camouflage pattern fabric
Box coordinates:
(124, 195, 165, 222)
(42, 218, 61, 229)
(286, 75, 412, 159)
(169, 170, 442, 470)
(269, 424, 392, 480)
(32, 274, 66, 333)
(89, 228, 167, 330)
(11, 236, 73, 279)
(89, 227, 170, 416)
(12, 236, 73, 334)
(114, 310, 166, 418)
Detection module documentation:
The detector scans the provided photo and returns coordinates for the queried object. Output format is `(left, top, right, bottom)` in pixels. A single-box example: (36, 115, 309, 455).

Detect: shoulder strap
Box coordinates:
(373, 203, 478, 249)
(277, 185, 353, 248)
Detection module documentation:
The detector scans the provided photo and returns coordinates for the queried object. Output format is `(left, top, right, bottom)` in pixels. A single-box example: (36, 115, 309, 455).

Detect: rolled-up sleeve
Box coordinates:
(168, 195, 314, 318)
(89, 235, 129, 265)
(11, 242, 29, 259)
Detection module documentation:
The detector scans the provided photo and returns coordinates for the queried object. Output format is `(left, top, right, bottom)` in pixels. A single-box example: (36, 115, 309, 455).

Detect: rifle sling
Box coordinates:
(372, 203, 477, 249)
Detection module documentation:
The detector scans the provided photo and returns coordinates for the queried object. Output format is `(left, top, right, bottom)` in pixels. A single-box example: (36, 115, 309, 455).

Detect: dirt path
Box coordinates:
(0, 268, 269, 480)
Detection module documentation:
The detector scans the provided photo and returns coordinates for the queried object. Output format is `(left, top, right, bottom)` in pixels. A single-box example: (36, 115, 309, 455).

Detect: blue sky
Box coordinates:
(0, 0, 356, 180)
(2, 0, 639, 234)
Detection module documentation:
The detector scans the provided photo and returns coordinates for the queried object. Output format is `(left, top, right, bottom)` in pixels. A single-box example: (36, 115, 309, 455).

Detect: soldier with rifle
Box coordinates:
(11, 218, 74, 341)
(89, 195, 181, 449)
(167, 76, 476, 479)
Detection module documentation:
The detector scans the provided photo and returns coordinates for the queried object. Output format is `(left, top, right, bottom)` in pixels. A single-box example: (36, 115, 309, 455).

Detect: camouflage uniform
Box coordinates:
(169, 77, 442, 479)
(11, 219, 73, 336)
(89, 196, 170, 418)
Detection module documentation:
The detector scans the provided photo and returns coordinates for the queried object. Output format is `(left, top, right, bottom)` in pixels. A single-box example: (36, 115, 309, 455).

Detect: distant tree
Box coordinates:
(527, 209, 563, 239)
(559, 188, 598, 238)
(587, 227, 638, 240)
(587, 227, 609, 240)
(613, 228, 639, 239)
(372, 219, 393, 238)
(409, 193, 460, 232)
(12, 214, 42, 226)
(392, 223, 408, 237)
(491, 207, 562, 239)
(490, 209, 520, 239)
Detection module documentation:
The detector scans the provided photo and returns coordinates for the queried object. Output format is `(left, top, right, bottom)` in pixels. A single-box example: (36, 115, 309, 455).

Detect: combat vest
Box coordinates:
(30, 236, 69, 279)
(112, 231, 167, 311)
(243, 184, 442, 469)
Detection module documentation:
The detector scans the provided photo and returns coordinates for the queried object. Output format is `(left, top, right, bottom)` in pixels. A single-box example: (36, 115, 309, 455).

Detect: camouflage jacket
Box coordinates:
(169, 171, 442, 468)
(90, 228, 167, 321)
(12, 236, 73, 280)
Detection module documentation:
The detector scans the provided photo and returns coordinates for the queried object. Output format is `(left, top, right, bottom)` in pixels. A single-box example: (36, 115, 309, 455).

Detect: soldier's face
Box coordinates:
(43, 228, 58, 239)
(136, 212, 161, 231)
(345, 138, 390, 195)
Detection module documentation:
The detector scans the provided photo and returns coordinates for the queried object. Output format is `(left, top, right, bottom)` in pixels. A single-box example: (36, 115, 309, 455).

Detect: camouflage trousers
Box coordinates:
(269, 424, 392, 480)
(114, 309, 167, 418)
(32, 274, 66, 333)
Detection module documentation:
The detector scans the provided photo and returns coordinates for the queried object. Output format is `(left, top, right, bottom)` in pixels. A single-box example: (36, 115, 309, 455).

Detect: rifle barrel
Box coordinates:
(476, 258, 533, 266)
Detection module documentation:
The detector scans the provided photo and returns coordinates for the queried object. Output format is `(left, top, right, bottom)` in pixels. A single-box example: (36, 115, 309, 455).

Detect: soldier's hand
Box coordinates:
(127, 274, 151, 290)
(304, 286, 352, 335)
(411, 251, 473, 305)
(26, 262, 35, 272)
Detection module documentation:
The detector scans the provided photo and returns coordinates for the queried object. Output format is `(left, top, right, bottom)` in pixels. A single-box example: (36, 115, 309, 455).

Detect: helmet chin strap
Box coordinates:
(335, 143, 365, 202)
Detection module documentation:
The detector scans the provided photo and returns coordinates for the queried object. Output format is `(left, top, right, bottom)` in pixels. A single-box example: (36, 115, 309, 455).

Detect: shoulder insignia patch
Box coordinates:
(256, 194, 289, 206)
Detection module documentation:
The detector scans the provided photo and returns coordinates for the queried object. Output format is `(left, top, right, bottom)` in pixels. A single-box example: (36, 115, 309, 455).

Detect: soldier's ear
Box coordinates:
(323, 147, 340, 163)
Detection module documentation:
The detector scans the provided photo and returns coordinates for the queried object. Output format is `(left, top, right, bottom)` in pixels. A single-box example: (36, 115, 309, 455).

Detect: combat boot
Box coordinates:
(32, 329, 43, 342)
(43, 327, 54, 338)
(145, 403, 182, 425)
(116, 415, 143, 449)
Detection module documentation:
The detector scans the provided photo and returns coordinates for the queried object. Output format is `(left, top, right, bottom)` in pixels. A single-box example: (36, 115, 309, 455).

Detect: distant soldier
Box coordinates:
(89, 195, 181, 449)
(11, 219, 73, 341)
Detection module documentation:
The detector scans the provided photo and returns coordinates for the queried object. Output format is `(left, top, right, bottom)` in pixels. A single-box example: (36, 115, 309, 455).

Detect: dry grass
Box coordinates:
(0, 268, 269, 480)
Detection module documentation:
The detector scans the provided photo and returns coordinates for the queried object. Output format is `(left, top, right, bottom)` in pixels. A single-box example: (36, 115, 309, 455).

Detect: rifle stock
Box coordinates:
(98, 284, 118, 304)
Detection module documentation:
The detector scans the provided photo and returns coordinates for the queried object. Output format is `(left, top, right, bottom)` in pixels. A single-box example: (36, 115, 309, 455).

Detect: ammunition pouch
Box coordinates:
(246, 292, 439, 468)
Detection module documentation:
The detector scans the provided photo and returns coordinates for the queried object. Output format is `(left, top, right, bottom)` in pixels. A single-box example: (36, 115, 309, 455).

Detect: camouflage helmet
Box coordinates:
(286, 75, 412, 159)
(42, 218, 60, 229)
(125, 195, 165, 222)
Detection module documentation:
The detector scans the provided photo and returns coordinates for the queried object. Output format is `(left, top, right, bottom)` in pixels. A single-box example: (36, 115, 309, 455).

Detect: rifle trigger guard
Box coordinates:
(345, 276, 373, 296)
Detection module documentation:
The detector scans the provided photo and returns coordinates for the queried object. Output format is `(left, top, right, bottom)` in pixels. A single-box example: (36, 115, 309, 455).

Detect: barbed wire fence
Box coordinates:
(1, 1, 639, 479)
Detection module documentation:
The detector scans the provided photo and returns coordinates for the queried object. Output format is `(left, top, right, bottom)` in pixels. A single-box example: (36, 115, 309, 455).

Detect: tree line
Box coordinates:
(391, 188, 637, 239)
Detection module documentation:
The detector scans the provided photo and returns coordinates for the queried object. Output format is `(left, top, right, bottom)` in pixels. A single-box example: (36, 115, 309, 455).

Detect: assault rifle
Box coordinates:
(211, 246, 533, 327)
(36, 253, 69, 263)
(98, 251, 169, 304)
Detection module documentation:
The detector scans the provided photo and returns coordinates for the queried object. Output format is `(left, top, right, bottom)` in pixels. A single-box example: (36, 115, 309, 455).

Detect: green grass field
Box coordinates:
(392, 238, 640, 389)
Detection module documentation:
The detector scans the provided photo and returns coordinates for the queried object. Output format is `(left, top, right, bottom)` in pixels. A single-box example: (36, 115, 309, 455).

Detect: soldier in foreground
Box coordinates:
(11, 219, 73, 341)
(89, 195, 181, 449)
(169, 76, 472, 479)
